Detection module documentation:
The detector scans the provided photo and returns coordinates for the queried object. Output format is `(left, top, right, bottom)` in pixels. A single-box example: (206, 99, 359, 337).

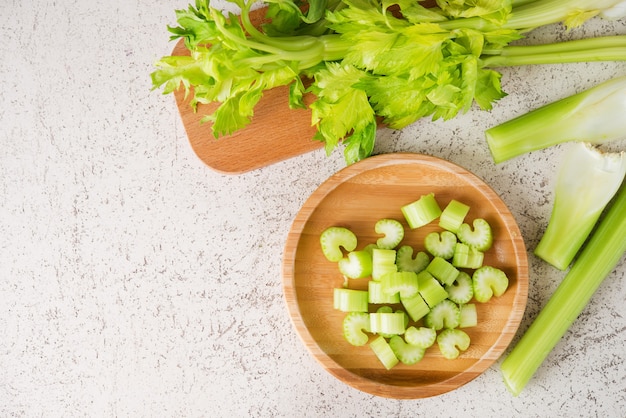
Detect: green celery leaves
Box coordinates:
(309, 63, 377, 162)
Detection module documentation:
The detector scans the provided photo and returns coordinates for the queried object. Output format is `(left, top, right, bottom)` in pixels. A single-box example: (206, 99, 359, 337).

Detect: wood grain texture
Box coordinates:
(170, 7, 323, 174)
(282, 153, 529, 399)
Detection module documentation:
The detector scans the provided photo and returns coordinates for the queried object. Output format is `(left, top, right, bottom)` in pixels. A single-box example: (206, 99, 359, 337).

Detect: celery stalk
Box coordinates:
(500, 182, 626, 396)
(534, 143, 626, 270)
(485, 76, 626, 163)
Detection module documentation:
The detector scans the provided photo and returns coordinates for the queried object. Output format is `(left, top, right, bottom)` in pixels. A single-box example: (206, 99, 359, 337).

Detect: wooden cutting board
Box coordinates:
(170, 7, 324, 174)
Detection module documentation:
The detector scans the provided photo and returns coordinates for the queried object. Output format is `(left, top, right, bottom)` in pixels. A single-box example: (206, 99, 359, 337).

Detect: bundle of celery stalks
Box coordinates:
(491, 81, 626, 396)
(152, 0, 626, 395)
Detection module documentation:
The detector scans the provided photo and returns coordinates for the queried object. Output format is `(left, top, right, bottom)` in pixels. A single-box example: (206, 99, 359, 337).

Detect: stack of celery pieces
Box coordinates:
(485, 77, 626, 396)
(151, 0, 626, 165)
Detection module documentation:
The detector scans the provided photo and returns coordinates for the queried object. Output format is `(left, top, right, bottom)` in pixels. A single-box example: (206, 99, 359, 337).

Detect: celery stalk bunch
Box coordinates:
(152, 0, 626, 164)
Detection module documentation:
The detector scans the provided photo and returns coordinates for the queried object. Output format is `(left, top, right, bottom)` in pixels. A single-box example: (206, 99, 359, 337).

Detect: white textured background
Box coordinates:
(1, 1, 625, 417)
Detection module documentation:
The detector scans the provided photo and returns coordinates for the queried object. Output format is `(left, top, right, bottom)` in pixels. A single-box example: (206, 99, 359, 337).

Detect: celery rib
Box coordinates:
(485, 76, 626, 163)
(501, 183, 626, 396)
(482, 46, 626, 67)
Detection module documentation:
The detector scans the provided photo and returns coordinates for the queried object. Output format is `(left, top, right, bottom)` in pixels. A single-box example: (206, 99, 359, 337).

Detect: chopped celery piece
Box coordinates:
(424, 299, 461, 330)
(472, 266, 509, 303)
(401, 193, 442, 229)
(417, 271, 449, 307)
(426, 256, 460, 286)
(338, 250, 373, 279)
(374, 306, 409, 338)
(437, 329, 470, 360)
(452, 242, 484, 269)
(389, 335, 426, 365)
(459, 304, 478, 328)
(444, 271, 474, 305)
(400, 292, 430, 322)
(457, 218, 493, 252)
(370, 336, 399, 370)
(320, 226, 357, 262)
(343, 312, 371, 346)
(368, 280, 400, 304)
(381, 271, 419, 299)
(439, 200, 470, 233)
(485, 76, 626, 163)
(404, 326, 437, 349)
(396, 245, 430, 273)
(369, 311, 406, 335)
(371, 248, 397, 281)
(534, 142, 626, 270)
(374, 306, 395, 338)
(398, 309, 410, 330)
(424, 231, 457, 259)
(375, 218, 405, 250)
(501, 184, 626, 396)
(333, 288, 369, 312)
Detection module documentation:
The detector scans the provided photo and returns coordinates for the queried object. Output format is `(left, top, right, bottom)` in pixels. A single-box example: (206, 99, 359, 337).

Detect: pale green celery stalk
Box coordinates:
(534, 143, 626, 270)
(236, 0, 350, 57)
(209, 7, 345, 66)
(440, 0, 626, 31)
(501, 181, 626, 396)
(485, 75, 626, 163)
(481, 35, 626, 66)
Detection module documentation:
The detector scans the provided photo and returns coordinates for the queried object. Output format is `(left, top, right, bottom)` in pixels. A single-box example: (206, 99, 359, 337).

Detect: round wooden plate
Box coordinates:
(282, 153, 528, 399)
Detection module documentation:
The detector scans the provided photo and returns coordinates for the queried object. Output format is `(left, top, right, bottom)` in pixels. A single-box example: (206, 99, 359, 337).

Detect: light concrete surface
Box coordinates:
(1, 1, 625, 417)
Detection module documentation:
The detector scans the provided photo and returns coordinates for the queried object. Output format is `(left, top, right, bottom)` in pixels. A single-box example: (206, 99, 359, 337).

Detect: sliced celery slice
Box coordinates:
(424, 299, 461, 330)
(320, 226, 357, 262)
(368, 280, 400, 304)
(343, 312, 371, 346)
(424, 230, 457, 259)
(404, 326, 437, 349)
(338, 250, 373, 279)
(396, 245, 430, 273)
(370, 336, 399, 370)
(401, 193, 442, 229)
(389, 335, 427, 365)
(417, 271, 449, 307)
(369, 311, 406, 335)
(457, 218, 493, 252)
(375, 218, 405, 250)
(439, 199, 470, 233)
(381, 271, 419, 299)
(459, 304, 478, 328)
(444, 271, 474, 305)
(426, 256, 460, 286)
(452, 242, 484, 269)
(437, 329, 470, 359)
(371, 248, 398, 281)
(333, 288, 369, 312)
(400, 292, 431, 322)
(472, 266, 509, 303)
